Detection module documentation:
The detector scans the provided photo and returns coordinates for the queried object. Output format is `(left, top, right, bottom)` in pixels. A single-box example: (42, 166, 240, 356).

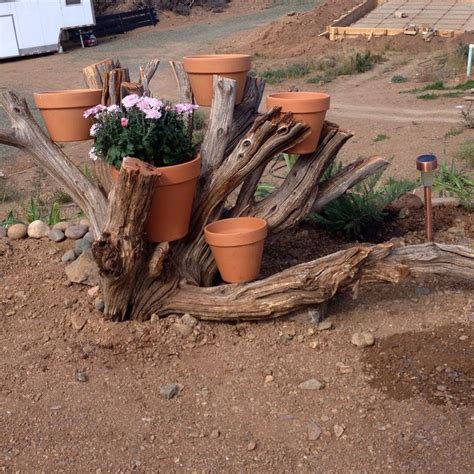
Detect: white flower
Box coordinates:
(107, 104, 121, 113)
(90, 123, 99, 137)
(89, 147, 98, 161)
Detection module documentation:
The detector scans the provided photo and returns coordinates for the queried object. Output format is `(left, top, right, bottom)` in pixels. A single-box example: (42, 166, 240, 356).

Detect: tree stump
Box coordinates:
(0, 60, 472, 322)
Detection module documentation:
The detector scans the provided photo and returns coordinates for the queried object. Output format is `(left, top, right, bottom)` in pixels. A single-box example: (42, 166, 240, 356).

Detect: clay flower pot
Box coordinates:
(34, 89, 102, 142)
(183, 54, 251, 107)
(204, 217, 268, 283)
(266, 92, 330, 154)
(111, 155, 201, 242)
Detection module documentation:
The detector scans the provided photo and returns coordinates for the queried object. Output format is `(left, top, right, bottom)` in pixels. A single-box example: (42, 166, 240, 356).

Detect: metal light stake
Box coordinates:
(416, 154, 438, 242)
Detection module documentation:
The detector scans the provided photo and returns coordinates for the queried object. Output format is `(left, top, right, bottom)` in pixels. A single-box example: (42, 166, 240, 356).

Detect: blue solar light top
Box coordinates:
(416, 154, 437, 163)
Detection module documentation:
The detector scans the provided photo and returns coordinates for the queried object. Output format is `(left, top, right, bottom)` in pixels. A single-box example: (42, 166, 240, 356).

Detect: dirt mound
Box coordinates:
(224, 0, 361, 57)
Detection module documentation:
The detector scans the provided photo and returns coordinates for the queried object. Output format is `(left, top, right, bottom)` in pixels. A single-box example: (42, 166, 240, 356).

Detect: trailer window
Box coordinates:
(66, 0, 81, 4)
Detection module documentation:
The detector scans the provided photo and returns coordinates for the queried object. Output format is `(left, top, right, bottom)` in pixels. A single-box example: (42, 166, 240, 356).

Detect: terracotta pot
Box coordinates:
(183, 54, 251, 106)
(204, 217, 268, 283)
(266, 92, 330, 154)
(34, 89, 102, 142)
(110, 155, 201, 242)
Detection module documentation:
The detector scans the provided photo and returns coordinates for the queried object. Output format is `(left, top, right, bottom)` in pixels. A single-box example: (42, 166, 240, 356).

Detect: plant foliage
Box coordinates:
(312, 170, 418, 240)
(25, 197, 40, 223)
(433, 161, 474, 207)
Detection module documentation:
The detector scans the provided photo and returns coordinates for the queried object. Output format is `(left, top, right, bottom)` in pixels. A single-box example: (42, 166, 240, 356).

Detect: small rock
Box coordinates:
(160, 383, 179, 400)
(7, 223, 27, 240)
(70, 313, 87, 331)
(75, 370, 88, 382)
(334, 425, 345, 439)
(150, 313, 159, 323)
(309, 340, 319, 349)
(321, 415, 330, 423)
(336, 362, 353, 374)
(48, 229, 65, 242)
(65, 249, 99, 286)
(27, 220, 50, 239)
(83, 231, 94, 242)
(398, 208, 410, 219)
(459, 335, 468, 341)
(387, 193, 423, 213)
(87, 285, 100, 298)
(74, 238, 91, 256)
(172, 322, 193, 337)
(247, 441, 257, 451)
(65, 224, 88, 240)
(415, 286, 431, 296)
(94, 298, 105, 312)
(307, 420, 322, 441)
(53, 221, 71, 232)
(264, 375, 274, 384)
(318, 320, 333, 331)
(181, 313, 198, 327)
(351, 332, 375, 349)
(0, 226, 6, 238)
(298, 378, 325, 391)
(436, 384, 447, 392)
(287, 10, 296, 16)
(210, 429, 220, 439)
(79, 218, 90, 228)
(61, 250, 77, 263)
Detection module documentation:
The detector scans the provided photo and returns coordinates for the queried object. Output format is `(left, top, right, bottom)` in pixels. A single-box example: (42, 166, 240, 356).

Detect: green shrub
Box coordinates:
(261, 62, 313, 84)
(454, 79, 474, 91)
(433, 161, 474, 206)
(336, 51, 383, 76)
(311, 170, 418, 240)
(417, 93, 438, 100)
(456, 140, 474, 166)
(373, 134, 389, 142)
(422, 81, 446, 91)
(391, 75, 408, 83)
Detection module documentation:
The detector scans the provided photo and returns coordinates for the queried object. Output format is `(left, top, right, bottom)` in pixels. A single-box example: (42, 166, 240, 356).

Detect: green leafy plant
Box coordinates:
(433, 161, 474, 206)
(25, 197, 40, 223)
(391, 75, 408, 83)
(311, 171, 418, 240)
(88, 95, 197, 170)
(1, 210, 22, 228)
(457, 103, 474, 129)
(373, 133, 389, 142)
(336, 51, 384, 76)
(53, 188, 73, 204)
(47, 202, 62, 226)
(456, 140, 474, 166)
(81, 163, 94, 179)
(444, 127, 463, 138)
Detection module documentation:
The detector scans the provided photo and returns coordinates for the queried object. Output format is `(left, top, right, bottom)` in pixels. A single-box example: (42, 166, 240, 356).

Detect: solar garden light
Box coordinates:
(416, 154, 438, 242)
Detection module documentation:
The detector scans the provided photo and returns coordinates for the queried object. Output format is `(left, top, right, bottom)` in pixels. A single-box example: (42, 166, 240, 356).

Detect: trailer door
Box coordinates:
(0, 15, 20, 59)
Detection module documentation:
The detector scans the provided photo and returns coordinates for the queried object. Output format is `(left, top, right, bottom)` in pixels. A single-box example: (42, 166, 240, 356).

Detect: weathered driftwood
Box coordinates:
(1, 63, 473, 323)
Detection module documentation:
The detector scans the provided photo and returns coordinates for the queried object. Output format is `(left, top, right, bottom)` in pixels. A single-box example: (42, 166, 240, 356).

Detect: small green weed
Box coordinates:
(81, 163, 93, 180)
(433, 161, 474, 207)
(53, 189, 73, 204)
(25, 197, 40, 223)
(391, 75, 408, 83)
(1, 210, 22, 228)
(417, 93, 438, 100)
(423, 81, 446, 91)
(454, 79, 474, 91)
(444, 127, 463, 138)
(373, 134, 389, 142)
(47, 202, 62, 226)
(261, 62, 313, 84)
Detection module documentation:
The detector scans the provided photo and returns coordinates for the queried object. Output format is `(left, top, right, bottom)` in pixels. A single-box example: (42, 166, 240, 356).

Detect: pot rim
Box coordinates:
(183, 54, 252, 74)
(204, 217, 268, 247)
(267, 92, 330, 113)
(34, 89, 102, 109)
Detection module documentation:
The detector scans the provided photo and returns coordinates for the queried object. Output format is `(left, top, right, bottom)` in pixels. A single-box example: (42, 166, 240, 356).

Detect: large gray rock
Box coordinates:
(7, 223, 27, 240)
(27, 220, 50, 239)
(65, 249, 99, 286)
(74, 238, 91, 256)
(48, 229, 65, 243)
(65, 224, 88, 240)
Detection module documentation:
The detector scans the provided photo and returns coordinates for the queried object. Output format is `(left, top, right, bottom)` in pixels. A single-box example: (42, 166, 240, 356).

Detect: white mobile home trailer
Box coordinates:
(0, 0, 95, 60)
